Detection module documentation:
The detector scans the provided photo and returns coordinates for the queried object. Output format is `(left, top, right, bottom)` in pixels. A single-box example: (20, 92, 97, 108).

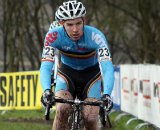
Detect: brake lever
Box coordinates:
(45, 103, 51, 120)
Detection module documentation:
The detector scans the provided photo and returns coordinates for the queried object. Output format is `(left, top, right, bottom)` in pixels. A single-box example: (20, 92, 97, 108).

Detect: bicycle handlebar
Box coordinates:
(44, 97, 105, 120)
(54, 98, 103, 106)
(45, 104, 51, 120)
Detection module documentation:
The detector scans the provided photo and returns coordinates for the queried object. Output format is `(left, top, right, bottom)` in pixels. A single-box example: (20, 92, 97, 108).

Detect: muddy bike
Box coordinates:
(44, 96, 112, 130)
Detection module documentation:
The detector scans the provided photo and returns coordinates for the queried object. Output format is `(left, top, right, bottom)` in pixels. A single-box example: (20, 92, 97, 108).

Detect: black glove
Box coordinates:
(101, 94, 113, 112)
(41, 89, 54, 107)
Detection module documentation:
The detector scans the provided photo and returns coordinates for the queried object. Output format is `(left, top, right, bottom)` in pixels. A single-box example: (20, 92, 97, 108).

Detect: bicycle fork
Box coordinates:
(71, 104, 82, 130)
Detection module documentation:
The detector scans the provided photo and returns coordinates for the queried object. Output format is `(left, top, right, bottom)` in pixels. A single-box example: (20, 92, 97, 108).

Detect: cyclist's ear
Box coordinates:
(59, 21, 64, 25)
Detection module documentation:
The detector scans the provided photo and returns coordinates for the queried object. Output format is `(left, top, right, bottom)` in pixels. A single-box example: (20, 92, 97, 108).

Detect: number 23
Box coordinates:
(45, 47, 54, 57)
(98, 48, 110, 57)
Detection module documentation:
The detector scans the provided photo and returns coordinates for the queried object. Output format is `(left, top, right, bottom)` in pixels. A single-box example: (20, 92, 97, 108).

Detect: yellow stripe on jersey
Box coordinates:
(59, 50, 96, 59)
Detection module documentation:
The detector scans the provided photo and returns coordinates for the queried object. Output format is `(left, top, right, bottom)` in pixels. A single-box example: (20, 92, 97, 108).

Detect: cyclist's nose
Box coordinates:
(72, 25, 78, 32)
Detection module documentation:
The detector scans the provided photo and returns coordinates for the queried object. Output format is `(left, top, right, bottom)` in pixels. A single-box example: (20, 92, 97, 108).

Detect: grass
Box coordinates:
(0, 109, 55, 130)
(0, 121, 51, 130)
(0, 109, 158, 130)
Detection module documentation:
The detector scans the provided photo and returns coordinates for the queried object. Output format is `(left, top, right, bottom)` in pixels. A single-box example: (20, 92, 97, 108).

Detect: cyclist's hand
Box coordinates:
(41, 89, 54, 107)
(101, 94, 113, 112)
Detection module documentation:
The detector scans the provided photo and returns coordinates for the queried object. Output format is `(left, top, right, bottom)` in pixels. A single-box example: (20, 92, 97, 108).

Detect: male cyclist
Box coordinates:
(40, 1, 115, 130)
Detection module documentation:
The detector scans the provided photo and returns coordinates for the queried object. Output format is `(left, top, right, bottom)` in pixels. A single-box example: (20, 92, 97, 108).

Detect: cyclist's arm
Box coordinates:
(96, 32, 115, 95)
(40, 30, 59, 91)
(100, 59, 114, 95)
(40, 61, 54, 91)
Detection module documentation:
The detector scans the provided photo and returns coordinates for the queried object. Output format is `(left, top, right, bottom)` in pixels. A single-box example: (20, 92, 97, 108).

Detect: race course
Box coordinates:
(0, 110, 157, 130)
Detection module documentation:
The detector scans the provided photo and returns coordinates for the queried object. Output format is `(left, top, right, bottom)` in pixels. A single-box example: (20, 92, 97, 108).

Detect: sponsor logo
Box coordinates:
(62, 46, 71, 50)
(92, 32, 106, 47)
(45, 31, 58, 45)
(77, 43, 88, 51)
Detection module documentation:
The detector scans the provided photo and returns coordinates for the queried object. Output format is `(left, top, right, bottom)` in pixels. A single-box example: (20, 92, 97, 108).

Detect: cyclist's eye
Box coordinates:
(77, 22, 82, 26)
(67, 23, 73, 27)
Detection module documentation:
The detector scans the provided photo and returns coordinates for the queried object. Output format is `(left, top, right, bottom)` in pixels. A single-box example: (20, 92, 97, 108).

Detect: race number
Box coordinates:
(42, 46, 55, 61)
(98, 47, 111, 61)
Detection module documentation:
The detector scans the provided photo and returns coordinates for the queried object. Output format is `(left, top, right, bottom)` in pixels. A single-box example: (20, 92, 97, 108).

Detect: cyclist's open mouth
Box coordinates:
(72, 34, 80, 40)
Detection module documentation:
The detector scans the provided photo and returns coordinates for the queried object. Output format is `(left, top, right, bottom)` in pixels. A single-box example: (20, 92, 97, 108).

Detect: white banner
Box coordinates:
(120, 64, 160, 128)
(129, 65, 139, 117)
(138, 65, 152, 122)
(120, 65, 132, 113)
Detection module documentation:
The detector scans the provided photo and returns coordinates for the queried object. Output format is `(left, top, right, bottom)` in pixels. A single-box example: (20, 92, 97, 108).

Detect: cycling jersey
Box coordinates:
(40, 25, 114, 95)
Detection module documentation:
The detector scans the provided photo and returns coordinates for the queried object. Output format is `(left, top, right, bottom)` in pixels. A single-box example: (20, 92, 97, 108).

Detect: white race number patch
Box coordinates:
(42, 46, 55, 60)
(98, 47, 111, 61)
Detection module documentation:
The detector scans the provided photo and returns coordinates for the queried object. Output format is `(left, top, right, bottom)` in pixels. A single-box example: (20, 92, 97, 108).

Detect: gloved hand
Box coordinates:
(101, 94, 113, 112)
(41, 89, 54, 107)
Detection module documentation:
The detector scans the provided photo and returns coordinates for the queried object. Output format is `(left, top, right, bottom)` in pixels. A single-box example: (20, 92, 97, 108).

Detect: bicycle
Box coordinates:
(43, 95, 112, 130)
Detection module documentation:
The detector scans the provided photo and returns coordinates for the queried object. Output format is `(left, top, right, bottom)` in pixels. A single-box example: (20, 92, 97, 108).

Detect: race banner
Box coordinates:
(120, 64, 160, 128)
(0, 71, 43, 110)
(120, 65, 131, 113)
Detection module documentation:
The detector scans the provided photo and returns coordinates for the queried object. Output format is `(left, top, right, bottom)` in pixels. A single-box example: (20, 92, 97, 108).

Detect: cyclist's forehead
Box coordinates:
(64, 18, 83, 25)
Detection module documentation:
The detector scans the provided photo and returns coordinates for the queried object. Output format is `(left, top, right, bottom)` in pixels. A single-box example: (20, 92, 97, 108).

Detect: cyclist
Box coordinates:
(40, 0, 115, 130)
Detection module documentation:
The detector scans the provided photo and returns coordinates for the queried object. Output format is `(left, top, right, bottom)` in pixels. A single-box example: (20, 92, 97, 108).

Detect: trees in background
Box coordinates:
(0, 0, 51, 71)
(103, 0, 160, 64)
(0, 0, 160, 72)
